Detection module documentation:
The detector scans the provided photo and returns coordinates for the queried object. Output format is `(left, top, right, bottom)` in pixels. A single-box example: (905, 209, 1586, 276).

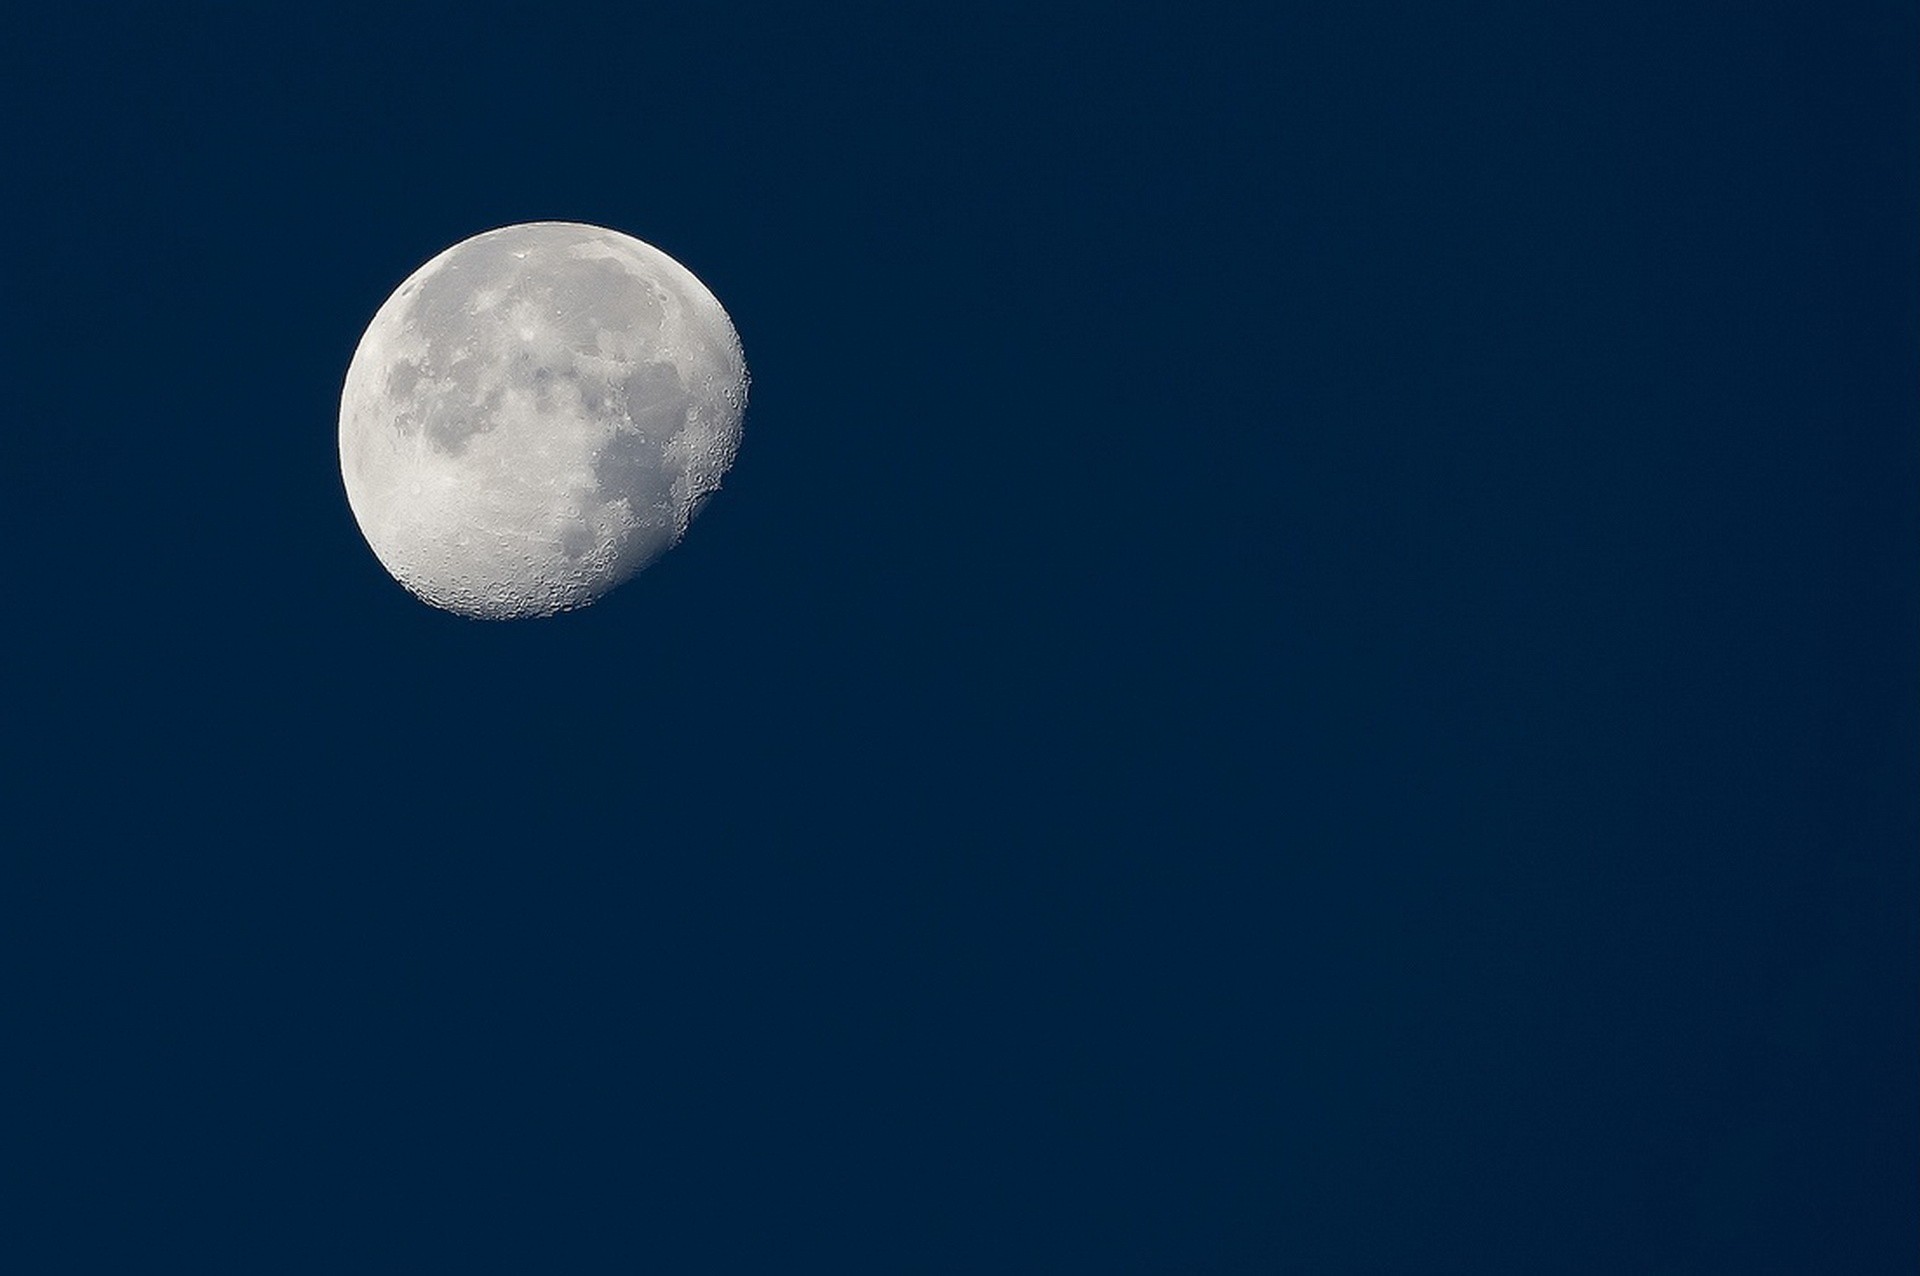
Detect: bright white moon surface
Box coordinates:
(339, 222, 746, 619)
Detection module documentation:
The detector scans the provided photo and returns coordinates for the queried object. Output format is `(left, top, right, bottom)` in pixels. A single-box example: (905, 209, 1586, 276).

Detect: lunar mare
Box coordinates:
(339, 222, 746, 619)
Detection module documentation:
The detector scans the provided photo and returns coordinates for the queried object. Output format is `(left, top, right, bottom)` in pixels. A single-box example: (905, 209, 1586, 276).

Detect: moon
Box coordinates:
(339, 222, 747, 619)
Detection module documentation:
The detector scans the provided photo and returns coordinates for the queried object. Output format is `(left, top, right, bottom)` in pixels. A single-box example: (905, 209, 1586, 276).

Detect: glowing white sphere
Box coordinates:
(339, 222, 747, 619)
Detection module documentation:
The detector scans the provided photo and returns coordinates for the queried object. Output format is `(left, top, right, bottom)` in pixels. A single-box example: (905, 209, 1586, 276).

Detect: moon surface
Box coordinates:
(339, 222, 747, 619)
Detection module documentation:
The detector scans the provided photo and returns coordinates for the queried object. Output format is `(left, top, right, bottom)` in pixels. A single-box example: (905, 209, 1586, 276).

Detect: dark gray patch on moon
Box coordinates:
(421, 399, 476, 452)
(622, 362, 689, 438)
(594, 429, 673, 527)
(386, 359, 422, 401)
(539, 256, 664, 347)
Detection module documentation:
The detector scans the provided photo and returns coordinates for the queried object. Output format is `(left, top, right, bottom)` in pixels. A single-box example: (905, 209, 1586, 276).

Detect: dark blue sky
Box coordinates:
(8, 3, 1915, 1271)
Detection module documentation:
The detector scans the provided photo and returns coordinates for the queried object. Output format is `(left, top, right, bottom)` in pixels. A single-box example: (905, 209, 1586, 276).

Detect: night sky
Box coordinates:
(9, 3, 1916, 1271)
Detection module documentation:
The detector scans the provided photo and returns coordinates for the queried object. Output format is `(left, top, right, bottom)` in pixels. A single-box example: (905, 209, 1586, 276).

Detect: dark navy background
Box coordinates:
(7, 3, 1915, 1271)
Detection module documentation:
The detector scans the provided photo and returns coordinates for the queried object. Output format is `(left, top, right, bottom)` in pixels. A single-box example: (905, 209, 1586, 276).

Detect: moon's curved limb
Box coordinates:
(339, 222, 747, 619)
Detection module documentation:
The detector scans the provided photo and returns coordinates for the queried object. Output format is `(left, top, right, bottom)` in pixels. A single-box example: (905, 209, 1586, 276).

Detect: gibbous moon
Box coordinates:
(339, 222, 747, 619)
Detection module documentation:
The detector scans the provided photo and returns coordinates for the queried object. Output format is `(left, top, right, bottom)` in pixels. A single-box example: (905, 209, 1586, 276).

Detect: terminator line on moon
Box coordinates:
(339, 222, 747, 619)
